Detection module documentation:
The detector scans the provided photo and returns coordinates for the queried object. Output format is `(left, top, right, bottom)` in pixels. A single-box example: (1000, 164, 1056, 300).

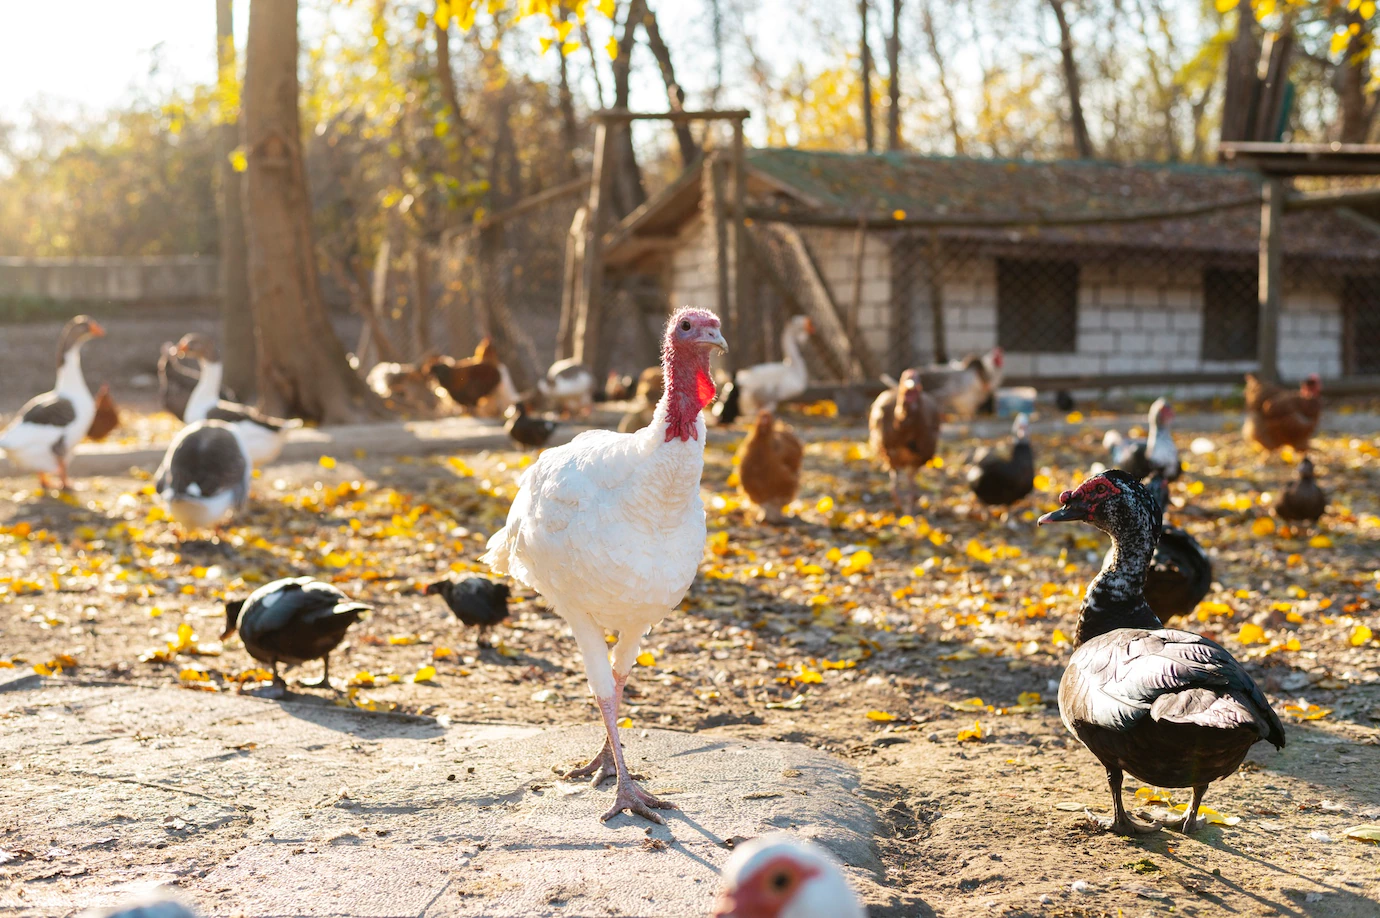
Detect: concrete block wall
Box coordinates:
(665, 217, 716, 311)
(810, 229, 891, 360)
(0, 256, 219, 303)
(1279, 289, 1343, 379)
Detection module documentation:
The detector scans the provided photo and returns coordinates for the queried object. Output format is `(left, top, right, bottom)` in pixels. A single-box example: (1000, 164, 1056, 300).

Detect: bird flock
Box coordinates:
(0, 309, 1340, 916)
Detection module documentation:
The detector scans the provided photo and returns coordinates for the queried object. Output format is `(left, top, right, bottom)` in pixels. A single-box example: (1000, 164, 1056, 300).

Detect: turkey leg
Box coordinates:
(564, 671, 623, 786)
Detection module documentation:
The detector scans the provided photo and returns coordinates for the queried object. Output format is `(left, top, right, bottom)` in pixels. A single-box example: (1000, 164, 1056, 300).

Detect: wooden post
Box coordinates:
(848, 213, 868, 381)
(927, 230, 948, 363)
(557, 206, 587, 361)
(730, 119, 748, 372)
(705, 153, 731, 361)
(574, 122, 612, 375)
(1258, 176, 1283, 383)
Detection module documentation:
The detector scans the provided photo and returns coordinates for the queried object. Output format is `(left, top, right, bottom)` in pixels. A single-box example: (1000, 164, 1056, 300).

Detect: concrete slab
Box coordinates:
(0, 680, 883, 917)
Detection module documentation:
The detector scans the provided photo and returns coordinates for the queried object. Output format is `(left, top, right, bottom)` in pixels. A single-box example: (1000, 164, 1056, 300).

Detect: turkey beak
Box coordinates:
(700, 327, 728, 354)
(1038, 502, 1086, 526)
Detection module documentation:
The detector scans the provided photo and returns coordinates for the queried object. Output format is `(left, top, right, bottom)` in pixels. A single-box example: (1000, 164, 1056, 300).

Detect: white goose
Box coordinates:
(717, 315, 814, 423)
(0, 316, 105, 489)
(175, 333, 300, 466)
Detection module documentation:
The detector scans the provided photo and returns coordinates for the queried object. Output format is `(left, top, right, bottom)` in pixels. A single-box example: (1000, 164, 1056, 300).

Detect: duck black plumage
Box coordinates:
(425, 575, 510, 647)
(1134, 474, 1213, 626)
(966, 412, 1034, 507)
(222, 577, 371, 695)
(1039, 470, 1285, 836)
(504, 401, 558, 449)
(1275, 457, 1326, 525)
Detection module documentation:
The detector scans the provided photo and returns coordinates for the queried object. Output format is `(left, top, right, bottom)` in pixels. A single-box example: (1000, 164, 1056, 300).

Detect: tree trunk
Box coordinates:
(885, 0, 901, 150)
(1338, 13, 1375, 143)
(921, 0, 964, 155)
(1047, 0, 1094, 159)
(641, 6, 699, 165)
(860, 0, 875, 152)
(580, 19, 607, 107)
(216, 0, 255, 400)
(242, 0, 387, 422)
(608, 0, 648, 219)
(556, 36, 580, 179)
(708, 0, 724, 107)
(434, 13, 469, 177)
(410, 244, 431, 358)
(1220, 6, 1261, 143)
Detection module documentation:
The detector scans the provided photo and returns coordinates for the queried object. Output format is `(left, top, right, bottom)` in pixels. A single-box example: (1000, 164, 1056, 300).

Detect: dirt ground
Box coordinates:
(1, 406, 1378, 916)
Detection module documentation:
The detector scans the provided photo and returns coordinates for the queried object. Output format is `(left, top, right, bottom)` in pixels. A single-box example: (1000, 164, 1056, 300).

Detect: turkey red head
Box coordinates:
(711, 834, 864, 918)
(1038, 469, 1161, 546)
(661, 307, 727, 442)
(1301, 374, 1322, 398)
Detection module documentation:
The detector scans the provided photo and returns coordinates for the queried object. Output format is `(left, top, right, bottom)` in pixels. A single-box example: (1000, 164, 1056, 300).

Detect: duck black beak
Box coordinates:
(1038, 503, 1086, 526)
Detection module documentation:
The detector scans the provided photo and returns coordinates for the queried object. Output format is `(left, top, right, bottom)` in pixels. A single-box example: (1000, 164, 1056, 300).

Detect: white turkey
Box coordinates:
(0, 315, 105, 490)
(481, 307, 726, 823)
(712, 833, 865, 917)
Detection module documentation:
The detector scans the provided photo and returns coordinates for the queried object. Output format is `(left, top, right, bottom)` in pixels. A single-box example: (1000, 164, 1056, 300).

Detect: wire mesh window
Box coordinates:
(996, 258, 1078, 353)
(1343, 275, 1380, 374)
(1201, 268, 1258, 361)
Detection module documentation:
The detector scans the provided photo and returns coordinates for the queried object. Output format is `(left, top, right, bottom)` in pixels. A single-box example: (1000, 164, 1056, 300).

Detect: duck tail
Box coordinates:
(332, 602, 372, 618)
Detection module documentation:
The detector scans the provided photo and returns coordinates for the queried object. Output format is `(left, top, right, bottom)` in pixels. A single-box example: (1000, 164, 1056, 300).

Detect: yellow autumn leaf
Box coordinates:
(319, 455, 337, 469)
(795, 667, 823, 684)
(956, 720, 984, 742)
(229, 148, 247, 172)
(349, 671, 376, 687)
(605, 35, 618, 59)
(636, 651, 655, 667)
(1051, 628, 1070, 646)
(1187, 480, 1205, 496)
(1033, 474, 1051, 491)
(433, 646, 455, 660)
(1283, 702, 1332, 721)
(1065, 411, 1084, 424)
(1331, 30, 1351, 55)
(1350, 624, 1373, 646)
(388, 634, 420, 645)
(1236, 622, 1267, 645)
(179, 668, 210, 682)
(866, 710, 897, 722)
(928, 455, 945, 469)
(817, 496, 835, 513)
(892, 209, 907, 220)
(1309, 534, 1333, 548)
(0, 660, 13, 669)
(841, 550, 873, 576)
(947, 697, 987, 711)
(435, 0, 450, 29)
(1251, 517, 1276, 537)
(413, 665, 437, 683)
(1344, 825, 1380, 844)
(597, 0, 615, 16)
(616, 716, 633, 728)
(938, 648, 977, 661)
(1017, 691, 1042, 707)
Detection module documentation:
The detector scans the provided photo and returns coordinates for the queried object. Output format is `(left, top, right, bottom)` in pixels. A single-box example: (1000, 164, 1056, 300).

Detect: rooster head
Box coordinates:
(898, 368, 923, 408)
(1301, 374, 1322, 398)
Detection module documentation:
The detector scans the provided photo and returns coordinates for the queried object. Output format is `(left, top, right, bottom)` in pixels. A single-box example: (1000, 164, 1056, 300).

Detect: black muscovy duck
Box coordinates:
(222, 577, 371, 696)
(966, 412, 1034, 508)
(1039, 470, 1285, 835)
(505, 401, 558, 449)
(1102, 397, 1180, 481)
(1275, 457, 1326, 526)
(425, 575, 511, 647)
(1115, 474, 1213, 626)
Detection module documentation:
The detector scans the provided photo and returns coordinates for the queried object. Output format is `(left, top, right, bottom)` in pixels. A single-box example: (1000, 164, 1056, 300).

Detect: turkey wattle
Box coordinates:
(481, 307, 726, 824)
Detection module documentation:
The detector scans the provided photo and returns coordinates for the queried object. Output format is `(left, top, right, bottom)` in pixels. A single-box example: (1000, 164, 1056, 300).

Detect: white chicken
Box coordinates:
(537, 358, 595, 418)
(712, 834, 866, 918)
(914, 347, 1004, 420)
(482, 307, 727, 823)
(716, 315, 813, 423)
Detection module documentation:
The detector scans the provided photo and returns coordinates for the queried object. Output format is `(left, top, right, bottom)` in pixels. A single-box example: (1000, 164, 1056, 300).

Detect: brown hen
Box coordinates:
(427, 338, 502, 408)
(869, 369, 942, 510)
(85, 384, 120, 441)
(736, 411, 803, 523)
(1243, 373, 1322, 453)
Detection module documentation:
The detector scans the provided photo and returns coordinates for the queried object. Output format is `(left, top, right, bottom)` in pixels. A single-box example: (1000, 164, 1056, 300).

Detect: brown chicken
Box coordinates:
(1243, 373, 1323, 453)
(427, 338, 502, 408)
(869, 369, 942, 510)
(85, 384, 120, 441)
(736, 411, 803, 523)
(617, 366, 665, 433)
(366, 361, 441, 415)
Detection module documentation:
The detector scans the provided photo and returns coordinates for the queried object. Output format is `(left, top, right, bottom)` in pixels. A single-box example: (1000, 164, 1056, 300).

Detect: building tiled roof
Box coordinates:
(744, 149, 1379, 261)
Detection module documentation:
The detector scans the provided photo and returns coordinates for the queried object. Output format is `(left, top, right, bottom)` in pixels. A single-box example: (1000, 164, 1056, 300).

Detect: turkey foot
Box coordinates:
(601, 775, 677, 824)
(564, 738, 616, 786)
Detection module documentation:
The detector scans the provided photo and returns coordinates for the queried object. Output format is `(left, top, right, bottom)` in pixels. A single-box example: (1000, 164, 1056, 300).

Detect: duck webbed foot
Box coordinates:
(1175, 785, 1209, 834)
(1097, 767, 1162, 837)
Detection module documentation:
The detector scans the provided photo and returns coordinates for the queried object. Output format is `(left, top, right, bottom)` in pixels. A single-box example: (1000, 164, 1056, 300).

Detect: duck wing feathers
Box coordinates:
(1143, 526, 1213, 625)
(1065, 627, 1285, 748)
(207, 401, 292, 431)
(240, 578, 370, 664)
(18, 394, 77, 428)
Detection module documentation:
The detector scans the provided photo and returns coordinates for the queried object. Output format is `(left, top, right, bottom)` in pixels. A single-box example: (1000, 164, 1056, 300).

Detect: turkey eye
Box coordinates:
(771, 872, 791, 890)
(680, 319, 692, 331)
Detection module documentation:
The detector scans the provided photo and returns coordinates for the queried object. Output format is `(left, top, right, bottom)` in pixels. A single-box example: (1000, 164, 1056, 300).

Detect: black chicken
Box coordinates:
(966, 412, 1034, 508)
(222, 577, 371, 696)
(425, 575, 511, 647)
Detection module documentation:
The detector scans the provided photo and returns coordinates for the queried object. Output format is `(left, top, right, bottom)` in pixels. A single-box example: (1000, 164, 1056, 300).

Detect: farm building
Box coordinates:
(600, 149, 1380, 385)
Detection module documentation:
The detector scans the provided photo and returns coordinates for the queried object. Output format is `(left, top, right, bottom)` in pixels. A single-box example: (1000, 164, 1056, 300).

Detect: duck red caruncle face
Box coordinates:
(1038, 474, 1124, 526)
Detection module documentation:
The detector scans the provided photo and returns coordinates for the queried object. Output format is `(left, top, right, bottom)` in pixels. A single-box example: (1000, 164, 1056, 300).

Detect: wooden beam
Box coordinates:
(1220, 141, 1380, 175)
(771, 224, 881, 379)
(1258, 176, 1284, 384)
(592, 108, 750, 123)
(745, 195, 1261, 229)
(847, 214, 867, 381)
(705, 153, 732, 370)
(442, 176, 590, 242)
(1284, 187, 1380, 211)
(731, 121, 750, 370)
